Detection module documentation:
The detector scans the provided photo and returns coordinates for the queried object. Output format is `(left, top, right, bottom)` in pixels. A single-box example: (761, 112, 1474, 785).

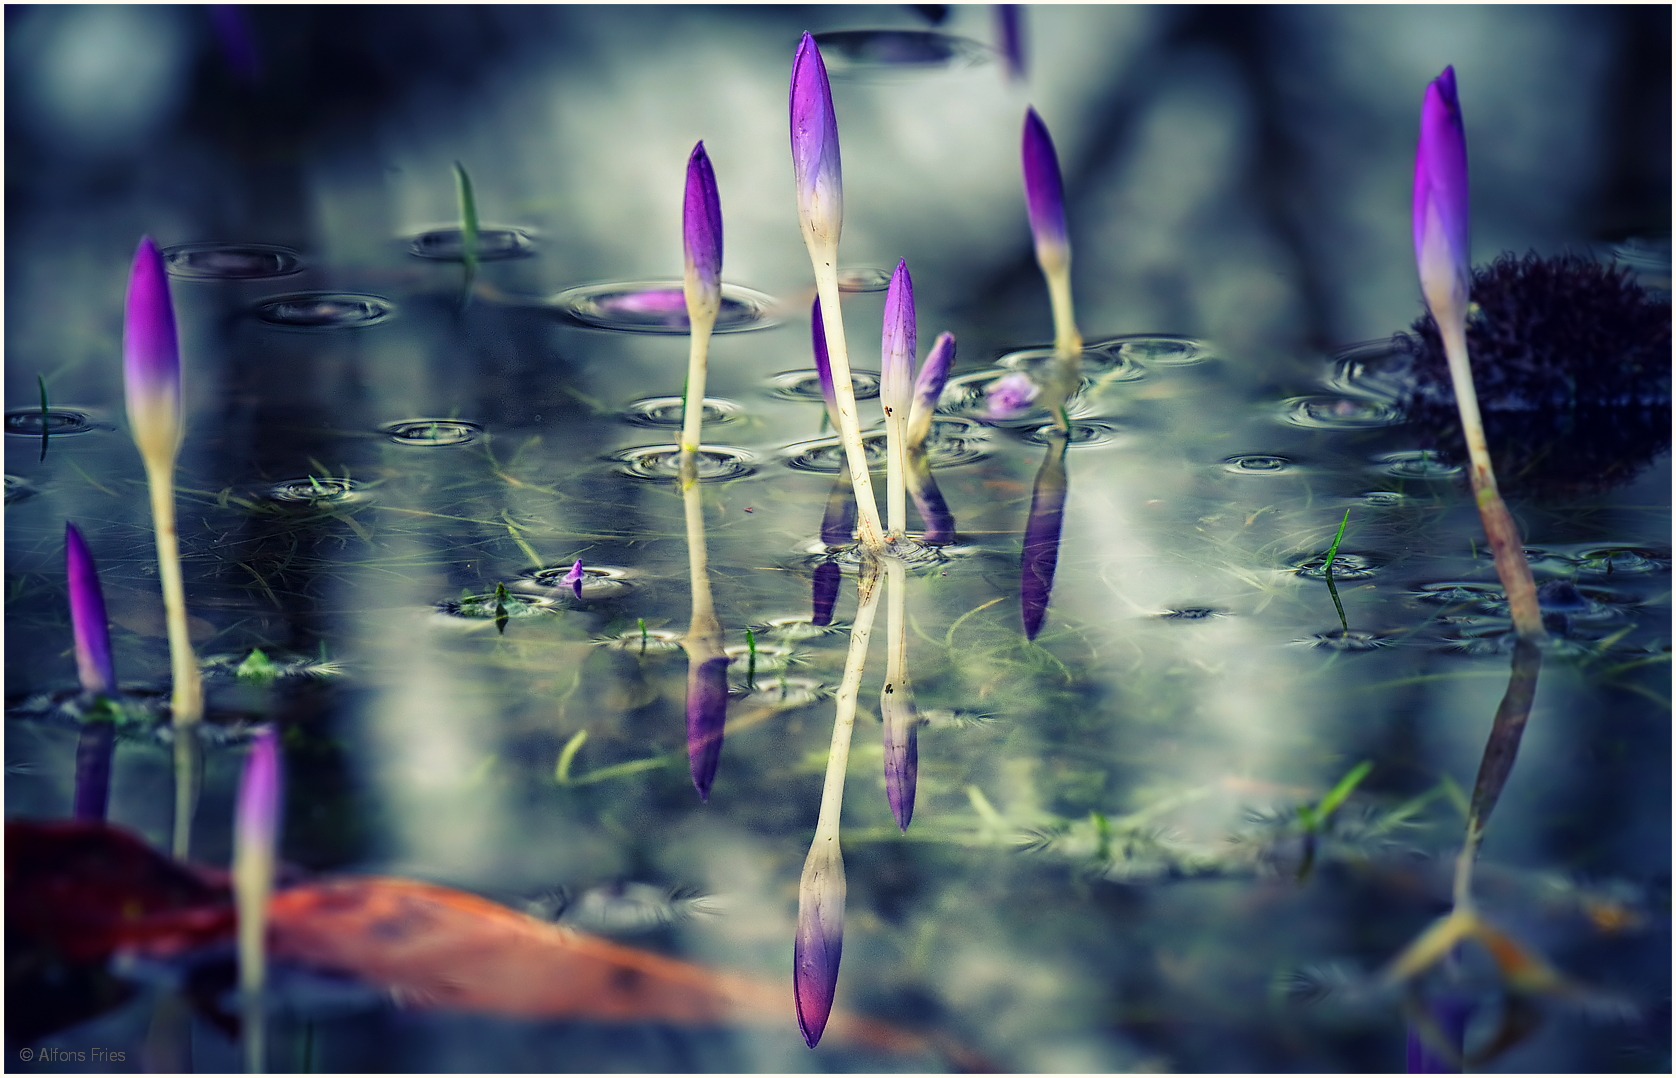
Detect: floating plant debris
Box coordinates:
(756, 615, 841, 641)
(1292, 552, 1378, 580)
(545, 882, 718, 934)
(255, 292, 396, 329)
(1281, 395, 1404, 430)
(553, 281, 778, 333)
(1369, 449, 1461, 479)
(811, 29, 988, 72)
(259, 476, 367, 508)
(408, 227, 534, 261)
(610, 445, 756, 482)
(519, 563, 634, 600)
(620, 396, 743, 428)
(380, 419, 483, 446)
(766, 368, 882, 403)
(4, 409, 98, 437)
(161, 242, 303, 280)
(1222, 454, 1294, 474)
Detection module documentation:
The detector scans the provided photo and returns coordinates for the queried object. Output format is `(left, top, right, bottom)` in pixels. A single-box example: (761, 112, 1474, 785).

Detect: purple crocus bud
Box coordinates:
(1022, 108, 1069, 266)
(794, 835, 846, 1047)
(682, 141, 724, 319)
(907, 457, 957, 545)
(1406, 992, 1476, 1073)
(810, 559, 842, 627)
(65, 523, 116, 696)
(880, 260, 916, 423)
(235, 726, 283, 876)
(124, 236, 183, 467)
(811, 298, 838, 422)
(1413, 66, 1470, 323)
(686, 655, 731, 801)
(996, 5, 1025, 81)
(819, 473, 857, 547)
(882, 681, 918, 831)
(562, 559, 585, 600)
(985, 371, 1040, 418)
(790, 32, 843, 250)
(907, 331, 955, 448)
(1021, 432, 1069, 639)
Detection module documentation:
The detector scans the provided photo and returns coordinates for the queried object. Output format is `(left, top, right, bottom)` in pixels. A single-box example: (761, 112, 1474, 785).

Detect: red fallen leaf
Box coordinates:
(7, 821, 990, 1068)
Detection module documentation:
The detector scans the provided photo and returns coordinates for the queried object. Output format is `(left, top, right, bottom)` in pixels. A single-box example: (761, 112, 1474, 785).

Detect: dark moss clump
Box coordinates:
(1396, 252, 1671, 495)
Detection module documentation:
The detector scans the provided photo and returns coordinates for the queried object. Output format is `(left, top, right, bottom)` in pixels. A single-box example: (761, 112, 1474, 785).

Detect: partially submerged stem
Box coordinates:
(145, 459, 202, 858)
(881, 556, 917, 830)
(1438, 322, 1544, 641)
(817, 561, 883, 835)
(810, 258, 885, 552)
(680, 309, 717, 474)
(681, 469, 729, 797)
(1042, 257, 1082, 359)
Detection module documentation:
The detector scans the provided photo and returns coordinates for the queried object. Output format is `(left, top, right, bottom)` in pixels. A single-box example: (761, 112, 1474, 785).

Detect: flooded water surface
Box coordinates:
(5, 6, 1669, 1073)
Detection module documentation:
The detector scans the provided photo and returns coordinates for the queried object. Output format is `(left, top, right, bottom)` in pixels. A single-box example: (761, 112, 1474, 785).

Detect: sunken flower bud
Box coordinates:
(907, 331, 955, 448)
(1413, 66, 1470, 324)
(985, 371, 1040, 418)
(686, 655, 731, 801)
(124, 236, 184, 465)
(793, 835, 846, 1047)
(790, 32, 843, 250)
(682, 141, 724, 320)
(65, 522, 116, 697)
(562, 559, 585, 600)
(1022, 108, 1069, 267)
(233, 725, 283, 909)
(880, 260, 916, 422)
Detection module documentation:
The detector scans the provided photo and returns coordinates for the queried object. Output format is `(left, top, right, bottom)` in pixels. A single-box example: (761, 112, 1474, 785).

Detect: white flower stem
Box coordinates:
(810, 253, 886, 553)
(813, 561, 883, 840)
(145, 459, 202, 858)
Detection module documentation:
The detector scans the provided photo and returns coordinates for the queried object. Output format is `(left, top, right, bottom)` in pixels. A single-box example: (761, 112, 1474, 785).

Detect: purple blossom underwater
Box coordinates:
(686, 655, 731, 801)
(794, 836, 845, 1046)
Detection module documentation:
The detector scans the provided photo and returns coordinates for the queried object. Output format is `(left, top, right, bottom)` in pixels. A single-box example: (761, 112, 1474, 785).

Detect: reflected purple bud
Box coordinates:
(208, 5, 261, 83)
(810, 559, 842, 627)
(682, 141, 723, 312)
(880, 260, 916, 420)
(73, 723, 115, 822)
(794, 839, 845, 1047)
(686, 655, 731, 800)
(235, 725, 283, 877)
(1413, 67, 1470, 316)
(908, 455, 957, 545)
(562, 559, 585, 600)
(1406, 993, 1475, 1073)
(907, 331, 955, 447)
(882, 686, 918, 831)
(811, 298, 838, 421)
(124, 236, 183, 461)
(791, 32, 843, 246)
(1021, 434, 1068, 639)
(996, 5, 1025, 81)
(985, 371, 1040, 418)
(820, 472, 857, 547)
(65, 523, 115, 696)
(1022, 108, 1068, 256)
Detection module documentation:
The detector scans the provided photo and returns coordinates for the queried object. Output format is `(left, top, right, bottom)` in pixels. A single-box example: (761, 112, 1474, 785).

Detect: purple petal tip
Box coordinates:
(1022, 108, 1068, 252)
(686, 655, 731, 799)
(683, 141, 723, 299)
(65, 522, 116, 696)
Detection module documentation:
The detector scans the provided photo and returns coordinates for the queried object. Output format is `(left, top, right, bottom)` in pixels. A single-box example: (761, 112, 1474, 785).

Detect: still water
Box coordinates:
(6, 6, 1669, 1073)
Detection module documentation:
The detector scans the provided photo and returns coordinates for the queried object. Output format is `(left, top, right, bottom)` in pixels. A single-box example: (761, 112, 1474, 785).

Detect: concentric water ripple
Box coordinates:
(836, 267, 892, 292)
(783, 421, 989, 472)
(1281, 395, 1403, 429)
(812, 29, 989, 71)
(1014, 420, 1120, 447)
(260, 476, 367, 508)
(1574, 546, 1671, 576)
(802, 538, 948, 575)
(554, 281, 777, 334)
(725, 641, 797, 671)
(1303, 629, 1391, 651)
(163, 242, 303, 279)
(736, 676, 825, 708)
(435, 592, 557, 621)
(5, 409, 98, 436)
(938, 368, 1072, 424)
(382, 419, 483, 446)
(612, 445, 756, 482)
(518, 564, 635, 601)
(599, 627, 684, 652)
(1370, 450, 1461, 479)
(409, 227, 534, 261)
(1102, 335, 1214, 367)
(620, 396, 743, 428)
(1291, 552, 1379, 580)
(1324, 340, 1413, 399)
(256, 292, 396, 329)
(757, 615, 842, 640)
(1156, 607, 1227, 621)
(1352, 491, 1411, 508)
(1222, 454, 1295, 474)
(1000, 345, 1145, 383)
(765, 368, 882, 403)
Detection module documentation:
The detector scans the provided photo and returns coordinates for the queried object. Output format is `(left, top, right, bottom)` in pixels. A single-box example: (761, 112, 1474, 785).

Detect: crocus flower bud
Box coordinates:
(562, 559, 585, 600)
(794, 834, 845, 1047)
(1413, 66, 1470, 325)
(686, 655, 731, 801)
(907, 331, 955, 449)
(65, 523, 116, 696)
(1022, 108, 1069, 269)
(985, 371, 1040, 418)
(880, 260, 916, 424)
(124, 236, 183, 467)
(682, 141, 724, 321)
(790, 32, 843, 251)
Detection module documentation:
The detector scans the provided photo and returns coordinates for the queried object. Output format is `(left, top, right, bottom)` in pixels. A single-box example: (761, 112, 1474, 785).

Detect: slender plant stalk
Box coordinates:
(680, 316, 715, 474)
(1437, 324, 1544, 640)
(880, 556, 918, 830)
(1043, 259, 1081, 360)
(455, 161, 479, 305)
(145, 462, 203, 856)
(816, 562, 882, 835)
(812, 269, 885, 551)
